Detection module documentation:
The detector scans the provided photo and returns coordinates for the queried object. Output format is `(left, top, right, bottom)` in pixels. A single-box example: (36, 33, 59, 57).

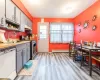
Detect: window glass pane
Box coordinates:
(68, 34, 73, 42)
(62, 24, 69, 30)
(40, 30, 46, 34)
(40, 25, 47, 30)
(50, 24, 61, 30)
(39, 25, 47, 39)
(62, 34, 68, 43)
(50, 33, 61, 43)
(40, 35, 46, 39)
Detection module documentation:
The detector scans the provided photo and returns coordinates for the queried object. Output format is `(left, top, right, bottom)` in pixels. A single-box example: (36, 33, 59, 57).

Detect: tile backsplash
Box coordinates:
(0, 29, 26, 40)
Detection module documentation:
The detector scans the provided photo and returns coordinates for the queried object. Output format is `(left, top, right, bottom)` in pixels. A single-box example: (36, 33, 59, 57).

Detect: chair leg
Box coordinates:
(73, 55, 75, 62)
(80, 53, 83, 68)
(99, 63, 100, 70)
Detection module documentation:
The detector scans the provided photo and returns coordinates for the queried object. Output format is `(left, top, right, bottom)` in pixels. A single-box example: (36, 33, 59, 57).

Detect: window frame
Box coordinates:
(50, 22, 74, 43)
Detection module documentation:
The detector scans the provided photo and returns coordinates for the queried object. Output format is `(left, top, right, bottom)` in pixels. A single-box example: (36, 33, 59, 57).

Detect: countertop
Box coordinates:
(0, 41, 31, 49)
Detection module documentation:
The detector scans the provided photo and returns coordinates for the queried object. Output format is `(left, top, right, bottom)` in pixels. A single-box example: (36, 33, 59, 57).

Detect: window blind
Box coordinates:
(50, 23, 74, 43)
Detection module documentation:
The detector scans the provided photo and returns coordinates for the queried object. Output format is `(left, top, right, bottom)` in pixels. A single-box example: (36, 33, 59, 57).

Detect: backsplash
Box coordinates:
(0, 28, 26, 39)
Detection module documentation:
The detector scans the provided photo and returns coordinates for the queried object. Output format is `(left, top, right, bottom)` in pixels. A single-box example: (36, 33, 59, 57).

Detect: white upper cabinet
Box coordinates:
(29, 19, 32, 29)
(0, 0, 5, 26)
(27, 18, 32, 29)
(20, 12, 25, 32)
(6, 0, 15, 21)
(15, 7, 21, 24)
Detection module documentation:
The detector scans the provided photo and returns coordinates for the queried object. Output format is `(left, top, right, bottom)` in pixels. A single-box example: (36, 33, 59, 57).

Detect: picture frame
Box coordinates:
(92, 15, 97, 21)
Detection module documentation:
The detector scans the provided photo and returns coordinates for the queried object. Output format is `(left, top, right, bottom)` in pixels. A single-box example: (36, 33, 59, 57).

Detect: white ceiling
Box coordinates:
(21, 0, 97, 18)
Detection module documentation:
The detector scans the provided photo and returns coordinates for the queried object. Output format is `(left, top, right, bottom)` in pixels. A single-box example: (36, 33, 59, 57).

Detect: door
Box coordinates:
(0, 0, 5, 26)
(6, 0, 15, 21)
(38, 22, 49, 52)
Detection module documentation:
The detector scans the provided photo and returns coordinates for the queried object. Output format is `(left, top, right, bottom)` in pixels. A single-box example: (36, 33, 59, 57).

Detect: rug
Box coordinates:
(18, 60, 38, 76)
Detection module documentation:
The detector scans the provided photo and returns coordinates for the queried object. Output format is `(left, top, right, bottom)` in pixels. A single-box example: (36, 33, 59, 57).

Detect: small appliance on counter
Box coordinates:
(97, 42, 100, 48)
(0, 29, 7, 43)
(19, 36, 25, 41)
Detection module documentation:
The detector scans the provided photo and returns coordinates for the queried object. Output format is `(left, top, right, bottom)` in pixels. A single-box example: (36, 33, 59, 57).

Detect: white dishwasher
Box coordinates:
(0, 48, 16, 80)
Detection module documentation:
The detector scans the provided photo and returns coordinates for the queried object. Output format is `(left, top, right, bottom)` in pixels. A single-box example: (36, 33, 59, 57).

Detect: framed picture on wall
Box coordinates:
(92, 25, 97, 31)
(92, 15, 97, 21)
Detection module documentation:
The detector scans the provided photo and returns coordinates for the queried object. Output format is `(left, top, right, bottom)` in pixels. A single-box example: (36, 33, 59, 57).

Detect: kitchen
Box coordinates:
(0, 0, 37, 79)
(0, 0, 100, 80)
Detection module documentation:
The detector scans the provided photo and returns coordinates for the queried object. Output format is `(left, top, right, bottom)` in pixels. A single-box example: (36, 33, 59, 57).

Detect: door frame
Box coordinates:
(37, 22, 49, 52)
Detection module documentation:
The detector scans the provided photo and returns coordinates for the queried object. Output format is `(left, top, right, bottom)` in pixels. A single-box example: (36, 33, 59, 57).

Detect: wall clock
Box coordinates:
(92, 25, 97, 31)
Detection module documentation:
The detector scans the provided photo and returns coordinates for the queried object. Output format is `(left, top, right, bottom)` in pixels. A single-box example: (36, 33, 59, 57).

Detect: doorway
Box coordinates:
(38, 22, 49, 52)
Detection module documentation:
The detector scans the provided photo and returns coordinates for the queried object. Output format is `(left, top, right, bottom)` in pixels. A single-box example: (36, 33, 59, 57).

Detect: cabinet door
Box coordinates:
(28, 47, 30, 60)
(26, 43, 30, 61)
(6, 0, 15, 21)
(0, 0, 5, 26)
(22, 48, 27, 66)
(16, 50, 23, 73)
(20, 12, 25, 32)
(0, 50, 16, 78)
(15, 7, 20, 24)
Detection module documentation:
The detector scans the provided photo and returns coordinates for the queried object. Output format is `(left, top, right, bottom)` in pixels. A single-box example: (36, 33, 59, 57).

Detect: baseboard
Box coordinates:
(52, 50, 69, 53)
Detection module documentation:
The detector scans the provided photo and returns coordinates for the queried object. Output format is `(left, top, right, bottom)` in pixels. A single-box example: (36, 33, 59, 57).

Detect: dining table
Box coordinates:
(76, 44, 100, 76)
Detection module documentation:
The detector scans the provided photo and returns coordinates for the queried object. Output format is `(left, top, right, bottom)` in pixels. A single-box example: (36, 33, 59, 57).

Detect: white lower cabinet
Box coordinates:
(0, 48, 16, 79)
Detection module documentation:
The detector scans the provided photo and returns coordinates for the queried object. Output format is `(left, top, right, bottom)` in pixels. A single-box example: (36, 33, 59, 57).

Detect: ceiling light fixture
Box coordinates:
(62, 6, 73, 14)
(61, 2, 78, 14)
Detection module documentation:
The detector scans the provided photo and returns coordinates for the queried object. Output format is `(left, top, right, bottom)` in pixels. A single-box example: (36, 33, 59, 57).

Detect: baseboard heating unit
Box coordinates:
(52, 50, 69, 53)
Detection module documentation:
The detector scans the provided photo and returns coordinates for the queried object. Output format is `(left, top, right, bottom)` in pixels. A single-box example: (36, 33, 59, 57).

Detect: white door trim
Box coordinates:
(37, 22, 49, 52)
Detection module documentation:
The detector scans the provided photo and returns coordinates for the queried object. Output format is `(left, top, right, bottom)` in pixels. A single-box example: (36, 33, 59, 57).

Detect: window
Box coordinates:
(50, 23, 74, 43)
(39, 25, 47, 39)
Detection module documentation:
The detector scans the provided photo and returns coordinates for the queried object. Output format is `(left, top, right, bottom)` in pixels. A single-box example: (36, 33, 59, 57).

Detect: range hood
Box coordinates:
(24, 25, 32, 30)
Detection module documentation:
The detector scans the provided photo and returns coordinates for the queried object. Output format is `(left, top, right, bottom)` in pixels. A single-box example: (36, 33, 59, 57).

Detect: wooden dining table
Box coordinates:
(76, 44, 100, 76)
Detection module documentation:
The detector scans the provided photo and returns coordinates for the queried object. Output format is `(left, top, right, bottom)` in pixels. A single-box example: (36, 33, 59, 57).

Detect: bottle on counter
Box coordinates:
(93, 41, 96, 47)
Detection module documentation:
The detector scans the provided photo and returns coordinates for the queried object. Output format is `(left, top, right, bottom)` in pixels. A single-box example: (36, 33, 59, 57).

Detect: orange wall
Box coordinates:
(74, 1, 100, 64)
(12, 0, 33, 21)
(74, 0, 100, 43)
(32, 18, 74, 52)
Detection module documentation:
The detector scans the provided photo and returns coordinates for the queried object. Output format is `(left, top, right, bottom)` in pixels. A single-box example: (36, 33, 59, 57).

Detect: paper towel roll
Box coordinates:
(0, 30, 7, 43)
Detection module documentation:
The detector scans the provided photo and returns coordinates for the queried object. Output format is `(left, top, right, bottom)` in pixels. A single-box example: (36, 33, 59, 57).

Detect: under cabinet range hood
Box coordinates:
(0, 29, 7, 43)
(24, 25, 32, 30)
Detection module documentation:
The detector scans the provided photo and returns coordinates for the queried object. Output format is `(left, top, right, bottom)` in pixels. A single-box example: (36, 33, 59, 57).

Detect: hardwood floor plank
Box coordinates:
(15, 53, 100, 80)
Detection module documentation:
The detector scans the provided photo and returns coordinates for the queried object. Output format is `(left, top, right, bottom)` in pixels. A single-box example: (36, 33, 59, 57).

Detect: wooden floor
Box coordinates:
(15, 53, 100, 80)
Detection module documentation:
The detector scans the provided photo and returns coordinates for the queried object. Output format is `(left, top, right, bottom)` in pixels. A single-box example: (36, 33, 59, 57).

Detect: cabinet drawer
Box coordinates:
(16, 43, 26, 51)
(0, 50, 16, 78)
(26, 42, 30, 46)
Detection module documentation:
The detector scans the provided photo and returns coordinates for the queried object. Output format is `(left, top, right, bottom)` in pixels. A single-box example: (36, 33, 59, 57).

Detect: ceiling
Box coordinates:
(21, 0, 97, 18)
